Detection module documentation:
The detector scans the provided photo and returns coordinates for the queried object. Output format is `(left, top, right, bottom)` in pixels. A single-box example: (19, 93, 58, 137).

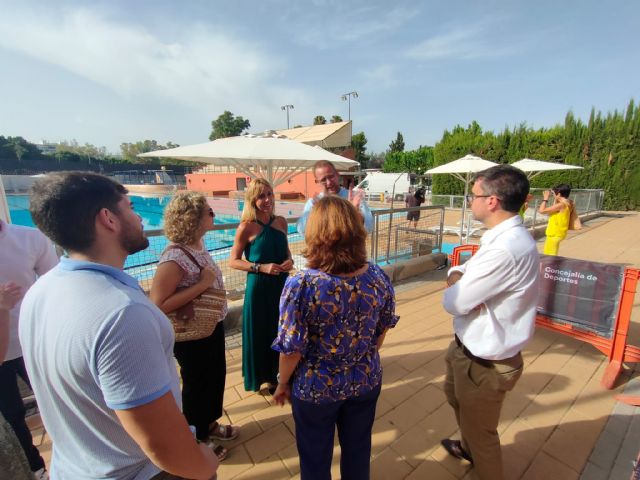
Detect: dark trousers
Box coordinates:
(0, 357, 45, 472)
(291, 383, 381, 480)
(173, 322, 226, 441)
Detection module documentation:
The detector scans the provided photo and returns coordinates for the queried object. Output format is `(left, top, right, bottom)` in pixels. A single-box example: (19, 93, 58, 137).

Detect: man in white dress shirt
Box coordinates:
(441, 164, 540, 480)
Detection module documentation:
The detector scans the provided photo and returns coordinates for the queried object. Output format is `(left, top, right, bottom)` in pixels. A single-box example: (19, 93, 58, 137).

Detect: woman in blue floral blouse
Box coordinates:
(272, 195, 399, 480)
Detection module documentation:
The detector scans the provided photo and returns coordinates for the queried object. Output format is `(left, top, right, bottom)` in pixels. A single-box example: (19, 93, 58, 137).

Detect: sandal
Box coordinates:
(441, 438, 473, 464)
(209, 422, 239, 441)
(207, 441, 228, 462)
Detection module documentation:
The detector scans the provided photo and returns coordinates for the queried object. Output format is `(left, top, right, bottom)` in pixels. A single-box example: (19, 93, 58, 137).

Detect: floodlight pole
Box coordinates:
(281, 104, 294, 129)
(341, 91, 359, 121)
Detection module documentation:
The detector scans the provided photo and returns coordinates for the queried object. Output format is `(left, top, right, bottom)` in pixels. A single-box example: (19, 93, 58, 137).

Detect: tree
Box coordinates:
(4, 136, 33, 163)
(209, 111, 250, 140)
(383, 146, 434, 174)
(351, 132, 369, 169)
(313, 115, 327, 125)
(389, 132, 405, 153)
(330, 115, 343, 123)
(119, 140, 179, 163)
(368, 152, 385, 169)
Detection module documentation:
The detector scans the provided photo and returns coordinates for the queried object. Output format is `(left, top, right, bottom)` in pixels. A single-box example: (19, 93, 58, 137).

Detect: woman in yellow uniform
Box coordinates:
(538, 184, 572, 255)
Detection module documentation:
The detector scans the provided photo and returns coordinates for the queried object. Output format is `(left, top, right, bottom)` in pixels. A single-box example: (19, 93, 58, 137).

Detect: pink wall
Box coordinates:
(186, 171, 323, 198)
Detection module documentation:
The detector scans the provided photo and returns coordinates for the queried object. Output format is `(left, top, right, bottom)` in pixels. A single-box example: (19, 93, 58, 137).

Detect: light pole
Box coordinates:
(281, 104, 294, 129)
(341, 91, 358, 121)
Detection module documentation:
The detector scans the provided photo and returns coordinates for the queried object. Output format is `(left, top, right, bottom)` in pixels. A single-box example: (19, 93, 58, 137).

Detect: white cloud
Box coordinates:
(405, 20, 521, 62)
(0, 3, 311, 127)
(361, 64, 398, 89)
(285, 3, 420, 49)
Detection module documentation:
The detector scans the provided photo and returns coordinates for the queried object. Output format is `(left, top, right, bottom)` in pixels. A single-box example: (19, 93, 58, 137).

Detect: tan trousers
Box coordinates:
(444, 340, 523, 480)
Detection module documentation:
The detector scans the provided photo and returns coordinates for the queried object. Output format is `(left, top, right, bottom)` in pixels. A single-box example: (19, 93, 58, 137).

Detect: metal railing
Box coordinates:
(126, 204, 447, 296)
(428, 189, 604, 242)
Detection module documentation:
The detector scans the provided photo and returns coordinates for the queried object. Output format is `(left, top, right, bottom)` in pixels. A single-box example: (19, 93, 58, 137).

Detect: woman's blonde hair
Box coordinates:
(241, 178, 275, 222)
(163, 191, 210, 245)
(302, 196, 367, 274)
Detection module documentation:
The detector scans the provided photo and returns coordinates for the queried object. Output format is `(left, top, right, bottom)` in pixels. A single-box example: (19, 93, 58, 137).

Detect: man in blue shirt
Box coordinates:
(19, 172, 218, 480)
(296, 160, 373, 234)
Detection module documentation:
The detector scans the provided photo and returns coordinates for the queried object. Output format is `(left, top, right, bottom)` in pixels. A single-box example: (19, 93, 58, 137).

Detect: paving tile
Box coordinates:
(404, 456, 458, 480)
(226, 392, 271, 424)
(521, 451, 579, 480)
(503, 445, 533, 480)
(278, 443, 300, 477)
(217, 444, 254, 479)
(578, 461, 609, 480)
(500, 418, 549, 465)
(390, 402, 458, 468)
(244, 423, 296, 464)
(588, 426, 625, 471)
(384, 385, 446, 433)
(222, 417, 264, 450)
(225, 386, 242, 405)
(542, 409, 604, 472)
(607, 460, 634, 480)
(252, 402, 293, 433)
(375, 395, 394, 420)
(370, 447, 414, 480)
(234, 453, 292, 480)
(371, 418, 400, 457)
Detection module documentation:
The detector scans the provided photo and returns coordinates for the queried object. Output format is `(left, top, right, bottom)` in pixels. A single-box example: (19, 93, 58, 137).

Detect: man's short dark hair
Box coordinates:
(30, 172, 128, 252)
(473, 165, 529, 213)
(553, 184, 571, 198)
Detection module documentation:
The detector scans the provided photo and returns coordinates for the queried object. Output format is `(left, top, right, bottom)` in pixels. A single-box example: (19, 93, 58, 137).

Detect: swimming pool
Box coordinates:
(7, 193, 305, 273)
(6, 194, 305, 230)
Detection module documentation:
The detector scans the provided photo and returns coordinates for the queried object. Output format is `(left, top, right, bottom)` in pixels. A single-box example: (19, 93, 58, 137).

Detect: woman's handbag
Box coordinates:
(164, 245, 227, 342)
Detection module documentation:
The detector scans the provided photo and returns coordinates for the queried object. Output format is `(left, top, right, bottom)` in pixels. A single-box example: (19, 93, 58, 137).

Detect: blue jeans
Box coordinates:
(291, 383, 381, 480)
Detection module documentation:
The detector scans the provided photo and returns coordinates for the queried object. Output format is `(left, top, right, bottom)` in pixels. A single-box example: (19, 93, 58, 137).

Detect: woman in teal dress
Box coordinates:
(230, 179, 293, 392)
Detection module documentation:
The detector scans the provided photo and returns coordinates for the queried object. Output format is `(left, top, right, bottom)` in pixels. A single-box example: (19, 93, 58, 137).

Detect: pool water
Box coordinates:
(7, 194, 304, 231)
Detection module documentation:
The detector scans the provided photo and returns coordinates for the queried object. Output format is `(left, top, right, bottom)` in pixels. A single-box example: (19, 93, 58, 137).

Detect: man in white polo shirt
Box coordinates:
(440, 165, 540, 480)
(19, 172, 218, 480)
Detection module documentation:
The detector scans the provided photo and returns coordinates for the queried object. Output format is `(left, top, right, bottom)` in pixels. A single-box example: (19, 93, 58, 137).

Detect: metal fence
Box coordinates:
(127, 204, 447, 297)
(428, 188, 604, 242)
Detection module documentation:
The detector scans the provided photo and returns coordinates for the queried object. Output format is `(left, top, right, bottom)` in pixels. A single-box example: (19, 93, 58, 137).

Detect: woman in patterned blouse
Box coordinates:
(272, 195, 399, 480)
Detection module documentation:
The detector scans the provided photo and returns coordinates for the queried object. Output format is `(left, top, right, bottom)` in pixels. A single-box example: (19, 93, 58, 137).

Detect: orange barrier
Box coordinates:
(449, 245, 640, 392)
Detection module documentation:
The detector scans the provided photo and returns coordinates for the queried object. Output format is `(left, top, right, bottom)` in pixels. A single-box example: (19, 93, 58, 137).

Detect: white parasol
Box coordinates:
(511, 158, 583, 179)
(138, 132, 359, 187)
(425, 154, 499, 241)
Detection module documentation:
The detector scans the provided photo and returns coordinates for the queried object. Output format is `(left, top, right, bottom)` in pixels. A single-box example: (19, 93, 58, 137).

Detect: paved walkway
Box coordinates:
(31, 212, 640, 479)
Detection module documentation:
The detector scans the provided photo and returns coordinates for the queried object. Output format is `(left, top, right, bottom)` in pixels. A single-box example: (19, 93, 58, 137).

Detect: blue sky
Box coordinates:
(0, 0, 638, 155)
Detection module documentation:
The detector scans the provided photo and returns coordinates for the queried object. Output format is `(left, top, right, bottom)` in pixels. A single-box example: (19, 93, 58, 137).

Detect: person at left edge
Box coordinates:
(19, 172, 218, 480)
(0, 217, 58, 480)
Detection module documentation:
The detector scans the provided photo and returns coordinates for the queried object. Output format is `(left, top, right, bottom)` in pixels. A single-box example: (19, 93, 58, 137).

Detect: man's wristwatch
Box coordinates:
(276, 373, 288, 385)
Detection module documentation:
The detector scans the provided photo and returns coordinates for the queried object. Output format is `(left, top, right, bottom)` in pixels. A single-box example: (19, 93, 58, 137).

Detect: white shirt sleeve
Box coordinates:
(442, 247, 516, 316)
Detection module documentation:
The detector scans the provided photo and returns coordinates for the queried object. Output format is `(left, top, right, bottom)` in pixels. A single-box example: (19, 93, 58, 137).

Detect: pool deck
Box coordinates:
(31, 211, 640, 479)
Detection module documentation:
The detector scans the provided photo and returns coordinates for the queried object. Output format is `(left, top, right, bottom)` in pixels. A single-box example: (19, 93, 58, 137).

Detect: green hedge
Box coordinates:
(431, 101, 640, 210)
